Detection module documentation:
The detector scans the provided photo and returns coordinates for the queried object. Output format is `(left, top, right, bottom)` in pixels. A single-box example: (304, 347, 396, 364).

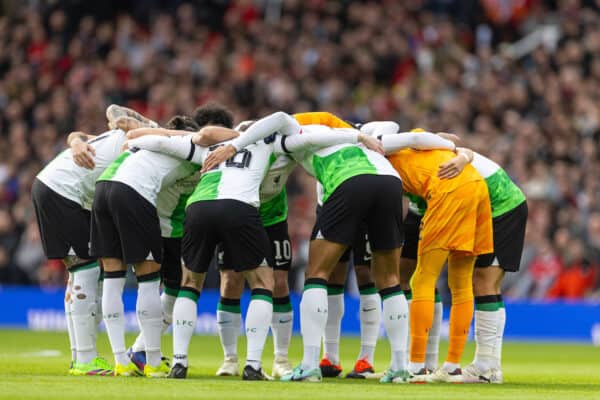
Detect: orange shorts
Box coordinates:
(418, 180, 493, 256)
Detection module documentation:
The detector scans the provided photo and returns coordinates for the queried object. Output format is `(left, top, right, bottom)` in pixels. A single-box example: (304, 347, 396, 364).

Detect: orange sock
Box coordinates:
(447, 299, 474, 363)
(409, 299, 434, 363)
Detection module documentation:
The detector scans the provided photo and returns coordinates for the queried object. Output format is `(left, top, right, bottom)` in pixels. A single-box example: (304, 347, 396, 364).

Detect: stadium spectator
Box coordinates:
(0, 0, 599, 300)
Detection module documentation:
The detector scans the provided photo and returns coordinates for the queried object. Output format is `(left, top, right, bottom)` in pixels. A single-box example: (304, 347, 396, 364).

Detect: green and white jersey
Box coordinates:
(406, 193, 427, 216)
(157, 170, 201, 238)
(98, 146, 202, 207)
(258, 155, 296, 226)
(292, 141, 400, 203)
(36, 129, 127, 210)
(187, 139, 275, 209)
(472, 152, 526, 218)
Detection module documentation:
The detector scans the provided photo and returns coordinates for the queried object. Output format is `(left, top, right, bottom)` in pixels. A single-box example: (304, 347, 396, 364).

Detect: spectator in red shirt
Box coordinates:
(547, 239, 598, 299)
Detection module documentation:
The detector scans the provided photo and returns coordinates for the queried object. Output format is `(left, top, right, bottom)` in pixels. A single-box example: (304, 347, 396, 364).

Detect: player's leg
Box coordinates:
(465, 201, 527, 384)
(170, 265, 206, 378)
(169, 201, 216, 379)
(408, 248, 449, 382)
(129, 238, 182, 369)
(347, 237, 381, 379)
(133, 260, 168, 378)
(243, 265, 275, 380)
(216, 268, 244, 376)
(218, 199, 275, 381)
(320, 260, 347, 377)
(361, 175, 407, 384)
(290, 238, 347, 382)
(466, 265, 504, 379)
(427, 251, 476, 383)
(268, 221, 294, 377)
(31, 178, 107, 374)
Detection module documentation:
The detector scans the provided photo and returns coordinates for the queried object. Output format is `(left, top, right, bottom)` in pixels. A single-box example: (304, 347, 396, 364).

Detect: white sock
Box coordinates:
(425, 300, 442, 371)
(94, 279, 103, 339)
(272, 297, 293, 359)
(102, 274, 128, 365)
(172, 289, 198, 367)
(381, 288, 408, 371)
(496, 305, 506, 369)
(358, 288, 380, 364)
(245, 291, 273, 370)
(408, 361, 424, 373)
(71, 266, 100, 363)
(137, 277, 163, 367)
(300, 282, 328, 371)
(473, 298, 500, 371)
(131, 291, 177, 353)
(217, 298, 241, 359)
(442, 361, 459, 372)
(323, 290, 344, 364)
(405, 292, 412, 359)
(64, 276, 76, 362)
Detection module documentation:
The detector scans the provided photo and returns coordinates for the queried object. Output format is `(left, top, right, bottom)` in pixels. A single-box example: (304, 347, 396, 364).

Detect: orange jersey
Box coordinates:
(388, 148, 493, 255)
(293, 112, 353, 129)
(387, 148, 483, 199)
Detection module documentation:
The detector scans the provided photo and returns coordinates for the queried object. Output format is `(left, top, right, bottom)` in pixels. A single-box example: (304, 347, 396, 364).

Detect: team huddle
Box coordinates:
(32, 103, 527, 384)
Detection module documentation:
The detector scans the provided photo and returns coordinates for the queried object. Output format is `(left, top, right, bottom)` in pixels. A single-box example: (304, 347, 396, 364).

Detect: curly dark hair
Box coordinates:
(165, 115, 200, 132)
(192, 103, 234, 128)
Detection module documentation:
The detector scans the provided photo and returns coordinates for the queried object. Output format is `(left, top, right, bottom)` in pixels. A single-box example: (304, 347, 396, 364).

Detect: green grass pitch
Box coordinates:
(1, 330, 599, 400)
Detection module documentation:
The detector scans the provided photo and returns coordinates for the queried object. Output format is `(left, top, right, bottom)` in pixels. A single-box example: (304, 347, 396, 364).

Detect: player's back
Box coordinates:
(387, 148, 482, 199)
(36, 129, 127, 210)
(187, 139, 274, 208)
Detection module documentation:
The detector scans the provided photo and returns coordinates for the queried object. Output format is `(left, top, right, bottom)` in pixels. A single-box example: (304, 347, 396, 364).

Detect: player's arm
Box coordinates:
(201, 111, 301, 172)
(276, 128, 383, 154)
(360, 121, 399, 136)
(126, 135, 206, 164)
(106, 104, 158, 130)
(192, 126, 240, 146)
(380, 132, 456, 155)
(127, 127, 190, 139)
(438, 147, 474, 179)
(293, 112, 354, 128)
(67, 131, 97, 170)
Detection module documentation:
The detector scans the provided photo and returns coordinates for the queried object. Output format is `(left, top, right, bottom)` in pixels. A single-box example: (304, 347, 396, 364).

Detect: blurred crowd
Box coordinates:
(0, 0, 599, 299)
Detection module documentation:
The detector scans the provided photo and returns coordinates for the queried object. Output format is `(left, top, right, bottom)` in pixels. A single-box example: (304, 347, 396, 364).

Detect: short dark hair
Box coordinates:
(192, 103, 234, 128)
(165, 115, 199, 132)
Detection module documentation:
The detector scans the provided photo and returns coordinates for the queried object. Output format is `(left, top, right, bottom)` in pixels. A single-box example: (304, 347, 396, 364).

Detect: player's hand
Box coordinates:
(358, 133, 384, 155)
(116, 116, 142, 132)
(201, 144, 237, 173)
(438, 153, 469, 179)
(71, 137, 96, 170)
(436, 132, 461, 143)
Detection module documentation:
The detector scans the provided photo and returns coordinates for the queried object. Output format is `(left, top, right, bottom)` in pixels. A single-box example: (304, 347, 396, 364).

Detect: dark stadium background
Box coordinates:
(0, 0, 598, 307)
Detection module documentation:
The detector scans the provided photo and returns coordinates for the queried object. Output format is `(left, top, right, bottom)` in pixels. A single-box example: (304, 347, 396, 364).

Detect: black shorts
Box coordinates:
(475, 201, 528, 272)
(312, 174, 404, 251)
(31, 178, 93, 260)
(183, 199, 273, 273)
(312, 206, 372, 266)
(162, 237, 182, 289)
(90, 181, 163, 264)
(401, 210, 422, 260)
(218, 220, 292, 271)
